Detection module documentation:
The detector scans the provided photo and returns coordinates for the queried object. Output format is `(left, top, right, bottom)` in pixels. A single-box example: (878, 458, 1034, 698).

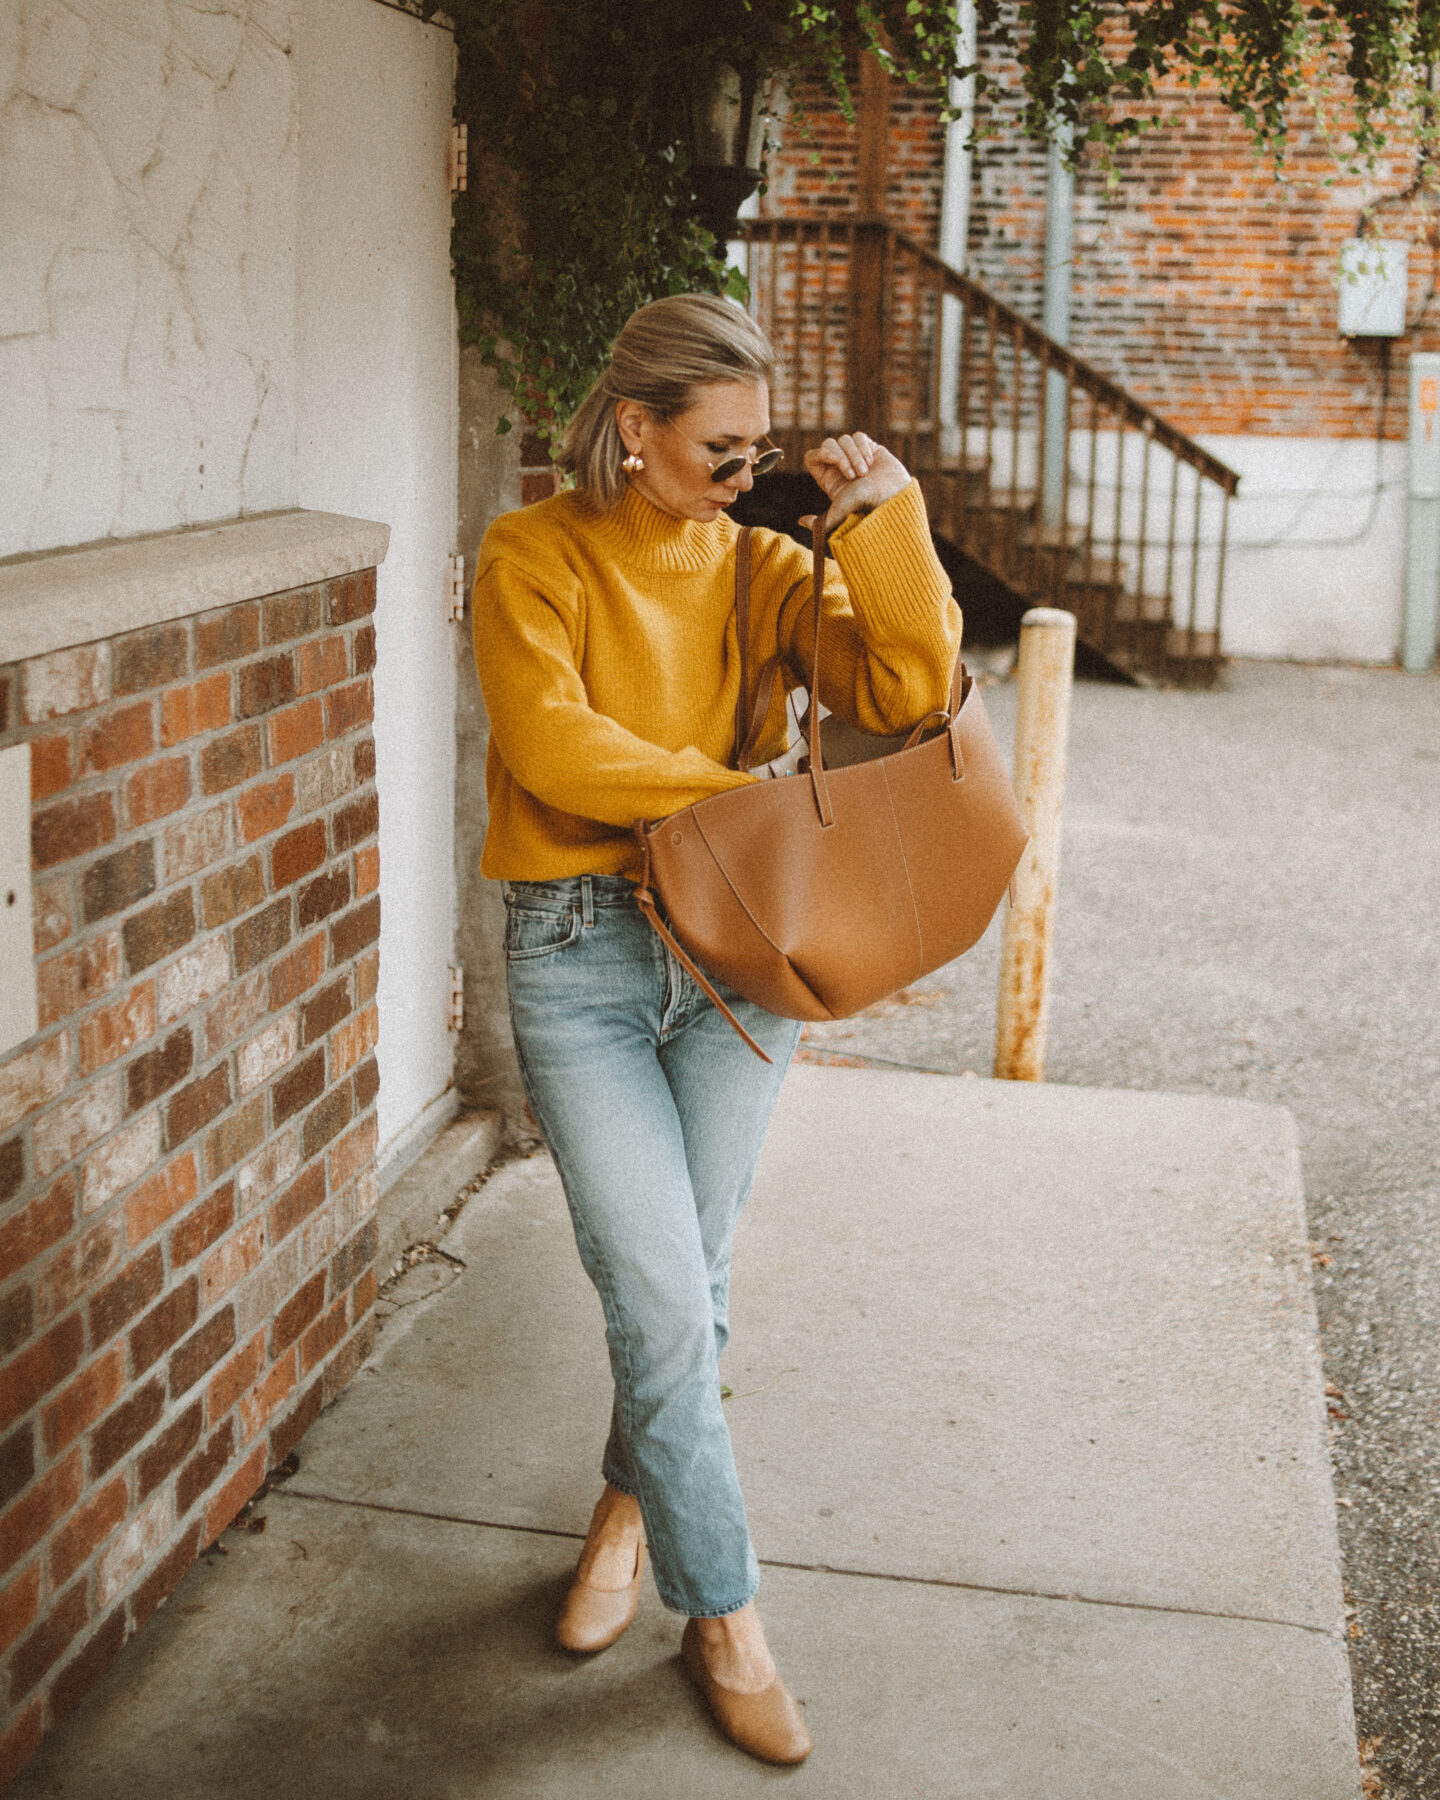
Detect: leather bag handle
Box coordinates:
(737, 655, 784, 771)
(734, 526, 753, 761)
(805, 512, 836, 826)
(739, 510, 965, 792)
(733, 526, 790, 775)
(807, 512, 968, 787)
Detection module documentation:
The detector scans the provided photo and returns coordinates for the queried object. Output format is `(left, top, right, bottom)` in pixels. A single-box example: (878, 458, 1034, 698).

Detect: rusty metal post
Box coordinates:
(994, 607, 1076, 1082)
(847, 220, 889, 436)
(846, 45, 892, 438)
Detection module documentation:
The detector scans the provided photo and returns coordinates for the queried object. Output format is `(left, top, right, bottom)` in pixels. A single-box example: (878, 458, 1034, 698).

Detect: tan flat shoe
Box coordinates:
(680, 1618, 812, 1765)
(555, 1539, 646, 1653)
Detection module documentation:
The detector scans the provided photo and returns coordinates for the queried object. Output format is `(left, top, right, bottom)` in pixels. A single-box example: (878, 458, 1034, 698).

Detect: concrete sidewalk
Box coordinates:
(10, 1066, 1360, 1798)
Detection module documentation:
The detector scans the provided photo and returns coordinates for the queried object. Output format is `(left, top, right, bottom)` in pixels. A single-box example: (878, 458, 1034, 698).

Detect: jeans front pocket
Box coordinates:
(504, 899, 583, 961)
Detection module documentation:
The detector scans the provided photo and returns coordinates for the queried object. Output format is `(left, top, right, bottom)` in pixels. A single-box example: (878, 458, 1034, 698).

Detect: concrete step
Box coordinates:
(376, 1104, 504, 1279)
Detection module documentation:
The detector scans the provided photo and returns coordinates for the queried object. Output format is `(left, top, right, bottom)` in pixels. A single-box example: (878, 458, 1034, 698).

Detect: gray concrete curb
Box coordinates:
(376, 1106, 504, 1279)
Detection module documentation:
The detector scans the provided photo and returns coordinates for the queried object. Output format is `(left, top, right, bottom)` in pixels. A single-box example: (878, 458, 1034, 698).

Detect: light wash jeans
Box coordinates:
(503, 874, 802, 1617)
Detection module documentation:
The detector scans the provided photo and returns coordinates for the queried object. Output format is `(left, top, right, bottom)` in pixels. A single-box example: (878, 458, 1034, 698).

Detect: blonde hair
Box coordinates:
(560, 295, 775, 510)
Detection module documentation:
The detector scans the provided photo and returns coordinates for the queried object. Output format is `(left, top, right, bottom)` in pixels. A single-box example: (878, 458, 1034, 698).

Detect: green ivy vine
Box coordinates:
(429, 1, 977, 437)
(429, 1, 1440, 439)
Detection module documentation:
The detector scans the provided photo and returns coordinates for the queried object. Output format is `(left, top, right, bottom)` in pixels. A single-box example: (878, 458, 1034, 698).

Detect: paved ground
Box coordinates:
(10, 1068, 1357, 1797)
(800, 656, 1440, 1800)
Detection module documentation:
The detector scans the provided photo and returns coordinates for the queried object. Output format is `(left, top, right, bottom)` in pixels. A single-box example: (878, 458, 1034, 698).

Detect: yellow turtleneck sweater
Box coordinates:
(471, 477, 961, 881)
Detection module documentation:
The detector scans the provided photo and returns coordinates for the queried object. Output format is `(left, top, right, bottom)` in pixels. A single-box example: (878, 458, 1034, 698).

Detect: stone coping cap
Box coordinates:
(0, 509, 392, 664)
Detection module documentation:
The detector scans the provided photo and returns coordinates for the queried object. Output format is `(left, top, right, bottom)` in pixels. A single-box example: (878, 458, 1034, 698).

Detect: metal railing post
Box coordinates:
(994, 607, 1076, 1082)
(847, 220, 889, 435)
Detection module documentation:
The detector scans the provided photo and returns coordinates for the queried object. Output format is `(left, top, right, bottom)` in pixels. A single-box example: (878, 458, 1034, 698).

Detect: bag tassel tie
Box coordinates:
(632, 833, 773, 1064)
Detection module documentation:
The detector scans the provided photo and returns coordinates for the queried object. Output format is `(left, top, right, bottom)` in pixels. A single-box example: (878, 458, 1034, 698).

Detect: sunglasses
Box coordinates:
(659, 418, 783, 483)
(706, 440, 784, 483)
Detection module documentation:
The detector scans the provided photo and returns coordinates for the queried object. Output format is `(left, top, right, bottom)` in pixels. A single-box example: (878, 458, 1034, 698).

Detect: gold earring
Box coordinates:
(622, 452, 644, 474)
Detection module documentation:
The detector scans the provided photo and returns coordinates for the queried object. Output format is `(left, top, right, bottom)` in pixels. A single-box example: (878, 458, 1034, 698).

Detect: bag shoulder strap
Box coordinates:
(733, 525, 792, 775)
(805, 513, 835, 825)
(733, 527, 753, 765)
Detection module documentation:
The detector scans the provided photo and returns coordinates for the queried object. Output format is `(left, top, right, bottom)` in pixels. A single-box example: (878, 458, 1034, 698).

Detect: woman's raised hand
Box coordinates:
(801, 433, 910, 529)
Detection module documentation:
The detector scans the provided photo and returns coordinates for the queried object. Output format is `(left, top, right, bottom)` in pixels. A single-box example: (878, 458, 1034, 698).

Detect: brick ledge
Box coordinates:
(0, 511, 392, 664)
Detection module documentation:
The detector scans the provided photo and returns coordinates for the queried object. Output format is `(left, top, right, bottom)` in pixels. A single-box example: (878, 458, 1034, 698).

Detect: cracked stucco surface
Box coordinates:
(0, 0, 298, 557)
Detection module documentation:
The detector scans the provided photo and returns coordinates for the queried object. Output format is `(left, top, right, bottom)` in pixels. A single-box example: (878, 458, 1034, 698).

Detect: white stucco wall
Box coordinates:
(0, 0, 297, 556)
(978, 426, 1407, 663)
(1, 0, 460, 1169)
(1199, 436, 1406, 665)
(294, 0, 459, 1163)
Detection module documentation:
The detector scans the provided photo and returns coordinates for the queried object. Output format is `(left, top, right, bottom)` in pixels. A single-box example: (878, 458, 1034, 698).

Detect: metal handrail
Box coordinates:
(894, 228, 1239, 493)
(737, 216, 1240, 683)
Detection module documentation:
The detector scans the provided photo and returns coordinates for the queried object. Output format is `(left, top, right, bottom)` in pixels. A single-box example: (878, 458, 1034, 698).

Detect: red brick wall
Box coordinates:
(764, 40, 1434, 441)
(0, 571, 382, 1783)
(963, 31, 1422, 440)
(765, 62, 948, 247)
(520, 433, 561, 506)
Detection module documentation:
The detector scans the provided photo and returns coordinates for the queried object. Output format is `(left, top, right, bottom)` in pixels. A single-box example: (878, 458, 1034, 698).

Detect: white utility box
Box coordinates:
(0, 743, 38, 1056)
(1337, 238, 1409, 337)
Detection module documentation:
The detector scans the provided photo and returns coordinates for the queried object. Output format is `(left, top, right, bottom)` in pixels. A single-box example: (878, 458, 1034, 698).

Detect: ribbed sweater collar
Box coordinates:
(587, 482, 734, 574)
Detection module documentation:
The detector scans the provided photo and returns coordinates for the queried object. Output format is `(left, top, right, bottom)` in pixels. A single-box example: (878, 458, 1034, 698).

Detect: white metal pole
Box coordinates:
(1403, 351, 1440, 672)
(937, 2, 978, 461)
(994, 607, 1076, 1082)
(1041, 125, 1074, 532)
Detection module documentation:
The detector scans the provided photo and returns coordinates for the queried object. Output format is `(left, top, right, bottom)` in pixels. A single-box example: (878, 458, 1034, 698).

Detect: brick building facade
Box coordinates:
(766, 40, 1432, 442)
(759, 29, 1439, 663)
(0, 553, 385, 1781)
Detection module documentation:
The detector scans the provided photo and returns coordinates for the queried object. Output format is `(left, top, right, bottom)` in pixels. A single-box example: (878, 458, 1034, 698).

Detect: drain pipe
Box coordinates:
(937, 2, 978, 462)
(1041, 123, 1074, 531)
(1404, 351, 1440, 671)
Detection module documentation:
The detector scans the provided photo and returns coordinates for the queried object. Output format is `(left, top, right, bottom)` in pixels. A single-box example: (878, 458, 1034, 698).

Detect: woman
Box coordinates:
(472, 294, 960, 1764)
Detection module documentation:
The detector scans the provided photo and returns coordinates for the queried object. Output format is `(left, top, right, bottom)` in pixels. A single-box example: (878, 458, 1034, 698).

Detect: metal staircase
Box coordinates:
(734, 218, 1240, 686)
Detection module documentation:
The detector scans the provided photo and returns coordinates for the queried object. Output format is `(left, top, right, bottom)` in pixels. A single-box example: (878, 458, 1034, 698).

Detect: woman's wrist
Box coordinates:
(841, 473, 909, 523)
(867, 475, 910, 511)
(802, 434, 909, 527)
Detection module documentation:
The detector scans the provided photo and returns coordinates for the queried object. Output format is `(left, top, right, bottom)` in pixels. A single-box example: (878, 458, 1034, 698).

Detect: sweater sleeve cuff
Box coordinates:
(828, 480, 954, 636)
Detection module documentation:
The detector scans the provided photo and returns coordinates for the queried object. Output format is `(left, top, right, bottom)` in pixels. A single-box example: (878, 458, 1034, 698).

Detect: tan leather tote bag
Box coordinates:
(634, 514, 1028, 1061)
